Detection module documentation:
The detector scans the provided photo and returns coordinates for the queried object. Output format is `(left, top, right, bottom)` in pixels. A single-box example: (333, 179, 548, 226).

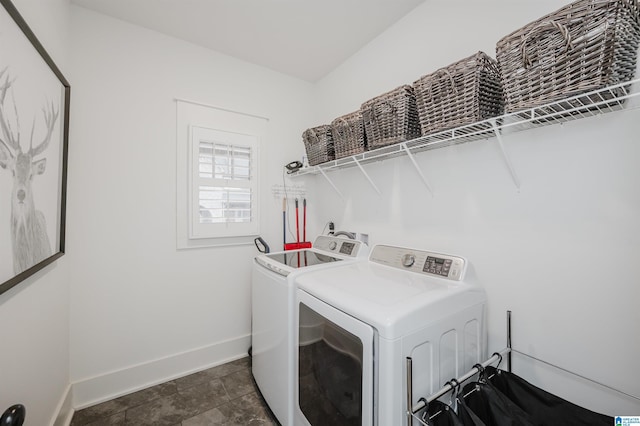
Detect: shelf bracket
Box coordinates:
(318, 167, 344, 200)
(490, 120, 521, 189)
(353, 157, 381, 195)
(401, 143, 433, 196)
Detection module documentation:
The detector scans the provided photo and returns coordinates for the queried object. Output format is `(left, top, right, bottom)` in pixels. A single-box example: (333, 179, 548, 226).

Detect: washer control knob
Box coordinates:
(329, 241, 337, 250)
(401, 254, 415, 268)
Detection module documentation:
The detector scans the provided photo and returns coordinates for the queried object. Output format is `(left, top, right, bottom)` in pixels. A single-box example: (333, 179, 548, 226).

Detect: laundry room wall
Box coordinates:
(0, 0, 72, 425)
(68, 6, 315, 408)
(306, 0, 640, 416)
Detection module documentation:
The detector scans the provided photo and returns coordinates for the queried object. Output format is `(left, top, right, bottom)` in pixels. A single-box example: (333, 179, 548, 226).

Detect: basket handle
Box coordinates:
(433, 68, 457, 93)
(362, 108, 375, 126)
(335, 117, 350, 137)
(379, 101, 397, 115)
(422, 68, 457, 99)
(306, 128, 320, 144)
(336, 117, 350, 127)
(520, 21, 572, 68)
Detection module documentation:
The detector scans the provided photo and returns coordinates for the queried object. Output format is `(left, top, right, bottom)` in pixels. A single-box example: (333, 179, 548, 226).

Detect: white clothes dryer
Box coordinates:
(251, 235, 369, 426)
(294, 244, 487, 426)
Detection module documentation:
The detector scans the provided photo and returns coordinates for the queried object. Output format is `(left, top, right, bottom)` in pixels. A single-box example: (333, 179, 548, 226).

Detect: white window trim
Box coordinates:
(176, 99, 268, 249)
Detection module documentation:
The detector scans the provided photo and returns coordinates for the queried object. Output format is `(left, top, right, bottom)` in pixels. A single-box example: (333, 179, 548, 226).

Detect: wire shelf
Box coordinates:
(293, 79, 640, 177)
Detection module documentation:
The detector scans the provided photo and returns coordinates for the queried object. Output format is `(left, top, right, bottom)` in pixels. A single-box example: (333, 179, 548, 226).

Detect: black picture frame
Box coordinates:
(0, 0, 70, 296)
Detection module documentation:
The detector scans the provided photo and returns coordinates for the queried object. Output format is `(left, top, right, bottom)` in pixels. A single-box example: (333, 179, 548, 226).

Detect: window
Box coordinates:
(189, 127, 258, 238)
(176, 100, 268, 249)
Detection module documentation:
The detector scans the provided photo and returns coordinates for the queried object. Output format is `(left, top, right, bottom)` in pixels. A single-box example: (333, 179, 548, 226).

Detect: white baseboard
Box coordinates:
(51, 384, 74, 426)
(71, 334, 251, 410)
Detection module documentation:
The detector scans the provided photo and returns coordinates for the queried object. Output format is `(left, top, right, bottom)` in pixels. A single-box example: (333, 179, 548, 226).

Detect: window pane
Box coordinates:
(199, 142, 214, 178)
(199, 141, 251, 180)
(235, 158, 250, 167)
(199, 162, 213, 177)
(233, 166, 250, 180)
(199, 186, 252, 224)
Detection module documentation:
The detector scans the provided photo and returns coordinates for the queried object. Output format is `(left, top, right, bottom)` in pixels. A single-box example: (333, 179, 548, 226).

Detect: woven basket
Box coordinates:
(413, 51, 504, 135)
(361, 85, 421, 149)
(331, 111, 367, 159)
(302, 125, 335, 166)
(496, 0, 640, 113)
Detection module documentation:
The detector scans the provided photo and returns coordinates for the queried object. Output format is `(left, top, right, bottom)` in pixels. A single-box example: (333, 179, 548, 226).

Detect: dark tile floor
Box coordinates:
(70, 357, 279, 426)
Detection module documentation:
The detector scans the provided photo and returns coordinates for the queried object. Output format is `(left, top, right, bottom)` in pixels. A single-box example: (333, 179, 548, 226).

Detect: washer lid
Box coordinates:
(262, 251, 343, 268)
(254, 235, 370, 277)
(295, 260, 486, 339)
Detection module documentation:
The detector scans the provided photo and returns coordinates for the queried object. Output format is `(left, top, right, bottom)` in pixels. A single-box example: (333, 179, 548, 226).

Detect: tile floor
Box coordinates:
(70, 357, 279, 426)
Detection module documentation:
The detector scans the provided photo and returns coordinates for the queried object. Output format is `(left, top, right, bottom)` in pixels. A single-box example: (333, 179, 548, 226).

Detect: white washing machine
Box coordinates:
(252, 235, 369, 426)
(294, 244, 487, 426)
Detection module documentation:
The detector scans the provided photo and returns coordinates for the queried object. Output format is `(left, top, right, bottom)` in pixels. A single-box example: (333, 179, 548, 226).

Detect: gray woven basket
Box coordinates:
(361, 85, 421, 149)
(496, 0, 640, 113)
(302, 125, 335, 166)
(413, 51, 504, 135)
(331, 110, 367, 159)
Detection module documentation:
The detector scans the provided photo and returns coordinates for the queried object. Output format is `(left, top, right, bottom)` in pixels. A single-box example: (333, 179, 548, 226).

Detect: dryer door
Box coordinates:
(296, 289, 374, 426)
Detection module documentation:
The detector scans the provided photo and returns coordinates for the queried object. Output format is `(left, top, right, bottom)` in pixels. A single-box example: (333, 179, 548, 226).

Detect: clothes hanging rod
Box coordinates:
(408, 347, 512, 416)
(427, 348, 511, 405)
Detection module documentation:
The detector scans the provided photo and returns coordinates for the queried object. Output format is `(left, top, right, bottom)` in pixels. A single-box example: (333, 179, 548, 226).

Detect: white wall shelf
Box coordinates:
(292, 79, 640, 194)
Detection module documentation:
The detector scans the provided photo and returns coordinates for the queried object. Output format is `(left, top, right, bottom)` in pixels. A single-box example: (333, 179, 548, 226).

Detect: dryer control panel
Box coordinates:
(313, 235, 367, 258)
(370, 245, 466, 281)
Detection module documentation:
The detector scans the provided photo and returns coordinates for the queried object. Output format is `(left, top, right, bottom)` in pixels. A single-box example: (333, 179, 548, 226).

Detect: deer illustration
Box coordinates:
(0, 68, 58, 275)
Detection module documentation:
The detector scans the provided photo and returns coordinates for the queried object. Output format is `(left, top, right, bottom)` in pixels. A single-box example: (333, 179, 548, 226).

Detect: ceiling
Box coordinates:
(70, 0, 426, 82)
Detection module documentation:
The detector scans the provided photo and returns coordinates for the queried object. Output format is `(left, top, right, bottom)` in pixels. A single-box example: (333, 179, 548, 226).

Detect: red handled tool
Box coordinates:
(303, 198, 308, 265)
(295, 199, 300, 265)
(282, 197, 286, 251)
(295, 198, 300, 247)
(284, 197, 312, 251)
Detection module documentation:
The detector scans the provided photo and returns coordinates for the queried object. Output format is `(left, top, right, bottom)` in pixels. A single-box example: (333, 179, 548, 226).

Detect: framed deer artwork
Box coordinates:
(0, 0, 70, 296)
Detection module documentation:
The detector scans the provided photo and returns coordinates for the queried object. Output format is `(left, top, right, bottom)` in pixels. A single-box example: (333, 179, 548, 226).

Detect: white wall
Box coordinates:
(4, 0, 637, 420)
(309, 0, 640, 416)
(67, 6, 315, 407)
(0, 1, 72, 425)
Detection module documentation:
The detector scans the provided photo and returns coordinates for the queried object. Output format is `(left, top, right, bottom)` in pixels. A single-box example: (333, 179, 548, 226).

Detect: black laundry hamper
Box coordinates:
(462, 380, 536, 426)
(424, 400, 466, 426)
(424, 367, 613, 426)
(423, 399, 492, 426)
(485, 366, 613, 426)
(456, 397, 486, 426)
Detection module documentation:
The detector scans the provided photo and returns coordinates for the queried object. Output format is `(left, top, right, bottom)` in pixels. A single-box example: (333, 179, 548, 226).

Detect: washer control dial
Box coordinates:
(328, 241, 337, 250)
(401, 254, 416, 268)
